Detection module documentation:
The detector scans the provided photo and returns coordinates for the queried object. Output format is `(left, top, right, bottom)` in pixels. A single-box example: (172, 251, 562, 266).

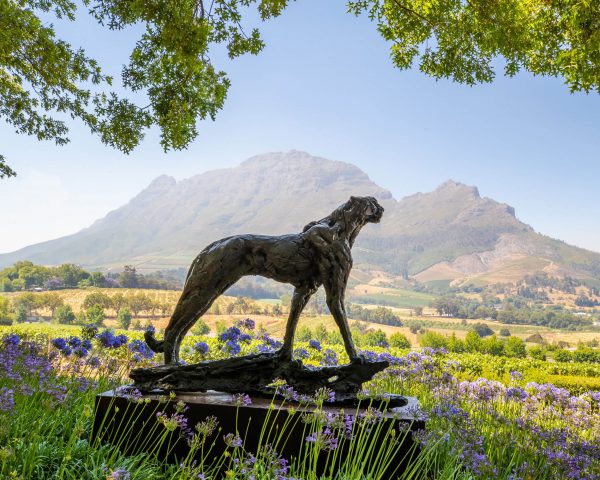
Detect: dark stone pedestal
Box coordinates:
(93, 389, 425, 478)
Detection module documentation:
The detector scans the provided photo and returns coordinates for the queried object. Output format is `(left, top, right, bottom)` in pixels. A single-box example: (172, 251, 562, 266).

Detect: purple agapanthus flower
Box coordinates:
(0, 387, 15, 412)
(194, 342, 209, 355)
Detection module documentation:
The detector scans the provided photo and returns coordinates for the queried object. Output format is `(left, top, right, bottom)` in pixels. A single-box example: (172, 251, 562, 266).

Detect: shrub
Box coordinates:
(481, 335, 504, 356)
(389, 332, 411, 349)
(553, 349, 573, 362)
(465, 331, 482, 353)
(15, 305, 27, 323)
(86, 304, 105, 326)
(362, 329, 389, 348)
(529, 346, 547, 361)
(504, 336, 526, 358)
(191, 319, 210, 335)
(499, 328, 511, 337)
(573, 346, 600, 364)
(117, 308, 132, 330)
(419, 331, 448, 349)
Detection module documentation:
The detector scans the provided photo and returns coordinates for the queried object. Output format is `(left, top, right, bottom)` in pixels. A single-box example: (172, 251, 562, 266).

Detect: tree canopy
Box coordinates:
(2, 0, 599, 177)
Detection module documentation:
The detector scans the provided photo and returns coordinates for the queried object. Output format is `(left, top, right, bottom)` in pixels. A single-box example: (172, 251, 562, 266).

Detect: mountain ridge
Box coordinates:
(2, 151, 599, 285)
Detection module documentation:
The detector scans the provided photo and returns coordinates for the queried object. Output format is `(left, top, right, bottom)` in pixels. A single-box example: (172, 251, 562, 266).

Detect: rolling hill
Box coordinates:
(2, 150, 600, 286)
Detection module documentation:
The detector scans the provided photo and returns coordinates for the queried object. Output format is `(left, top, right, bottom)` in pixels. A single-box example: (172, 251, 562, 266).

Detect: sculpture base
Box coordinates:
(130, 353, 391, 402)
(93, 389, 425, 477)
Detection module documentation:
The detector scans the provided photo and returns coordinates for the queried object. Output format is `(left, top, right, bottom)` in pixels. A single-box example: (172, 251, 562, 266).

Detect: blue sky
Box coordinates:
(1, 0, 599, 254)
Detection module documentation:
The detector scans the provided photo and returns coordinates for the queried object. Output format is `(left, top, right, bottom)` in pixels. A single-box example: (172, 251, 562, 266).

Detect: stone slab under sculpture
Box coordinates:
(132, 196, 392, 400)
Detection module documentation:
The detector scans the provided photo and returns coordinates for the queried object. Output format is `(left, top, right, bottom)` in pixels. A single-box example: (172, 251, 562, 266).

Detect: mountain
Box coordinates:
(2, 151, 600, 286)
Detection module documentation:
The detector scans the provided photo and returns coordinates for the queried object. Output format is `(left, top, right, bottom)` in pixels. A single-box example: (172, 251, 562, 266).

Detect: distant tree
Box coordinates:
(126, 293, 152, 317)
(389, 332, 411, 349)
(119, 266, 139, 288)
(117, 307, 132, 330)
(43, 277, 64, 290)
(409, 322, 423, 335)
(86, 304, 105, 326)
(471, 323, 494, 337)
(499, 328, 511, 337)
(82, 292, 113, 310)
(111, 293, 127, 315)
(40, 292, 64, 317)
(412, 307, 424, 317)
(430, 297, 459, 317)
(90, 272, 106, 288)
(54, 305, 76, 325)
(575, 295, 598, 307)
(13, 293, 38, 316)
(54, 264, 89, 287)
(160, 303, 172, 317)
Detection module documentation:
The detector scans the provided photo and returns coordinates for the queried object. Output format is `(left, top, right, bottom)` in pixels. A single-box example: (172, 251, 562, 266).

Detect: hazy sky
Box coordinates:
(2, 1, 599, 254)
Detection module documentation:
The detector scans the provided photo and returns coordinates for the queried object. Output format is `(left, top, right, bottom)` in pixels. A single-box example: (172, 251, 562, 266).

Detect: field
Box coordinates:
(0, 321, 599, 479)
(3, 287, 599, 349)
